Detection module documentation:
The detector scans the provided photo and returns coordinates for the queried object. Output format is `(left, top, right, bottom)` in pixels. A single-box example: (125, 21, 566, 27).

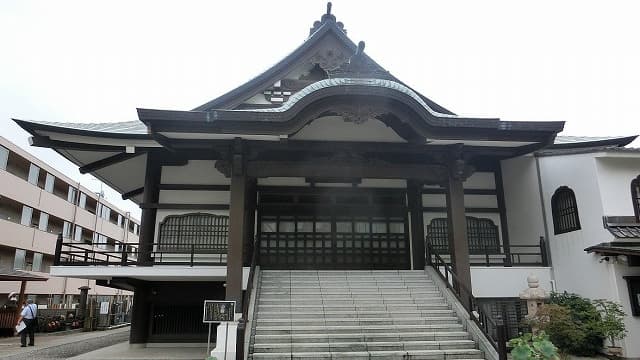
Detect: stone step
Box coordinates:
(255, 317, 460, 326)
(250, 348, 484, 359)
(259, 286, 439, 291)
(257, 310, 456, 319)
(257, 303, 451, 311)
(253, 331, 471, 344)
(254, 324, 466, 335)
(258, 298, 447, 306)
(258, 297, 446, 303)
(252, 340, 476, 353)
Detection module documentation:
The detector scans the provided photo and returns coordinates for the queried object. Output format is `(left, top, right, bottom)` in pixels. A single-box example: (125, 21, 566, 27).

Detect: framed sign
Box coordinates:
(100, 301, 110, 315)
(203, 300, 235, 323)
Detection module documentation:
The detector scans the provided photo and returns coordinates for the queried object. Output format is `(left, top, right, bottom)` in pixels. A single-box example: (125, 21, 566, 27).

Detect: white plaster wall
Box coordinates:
(464, 172, 496, 189)
(611, 263, 640, 357)
(159, 190, 230, 205)
(471, 267, 552, 298)
(291, 116, 407, 143)
(161, 160, 230, 185)
(594, 157, 640, 216)
(500, 156, 546, 247)
(538, 154, 614, 300)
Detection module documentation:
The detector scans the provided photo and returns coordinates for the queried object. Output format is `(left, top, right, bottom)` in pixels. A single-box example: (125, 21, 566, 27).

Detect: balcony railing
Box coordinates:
(53, 234, 227, 267)
(426, 236, 549, 267)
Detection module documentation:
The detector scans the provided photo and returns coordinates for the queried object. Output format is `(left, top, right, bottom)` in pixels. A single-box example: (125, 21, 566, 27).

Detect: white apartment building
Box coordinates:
(0, 136, 138, 307)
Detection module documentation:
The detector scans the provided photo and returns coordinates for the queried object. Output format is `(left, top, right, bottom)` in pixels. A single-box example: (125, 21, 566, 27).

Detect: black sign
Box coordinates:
(203, 300, 235, 323)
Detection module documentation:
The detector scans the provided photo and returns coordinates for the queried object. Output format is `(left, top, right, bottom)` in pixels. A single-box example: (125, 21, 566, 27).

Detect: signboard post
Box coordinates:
(203, 300, 236, 360)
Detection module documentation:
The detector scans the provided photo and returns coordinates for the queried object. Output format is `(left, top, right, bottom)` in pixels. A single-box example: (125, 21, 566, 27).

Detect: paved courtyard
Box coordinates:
(0, 327, 210, 360)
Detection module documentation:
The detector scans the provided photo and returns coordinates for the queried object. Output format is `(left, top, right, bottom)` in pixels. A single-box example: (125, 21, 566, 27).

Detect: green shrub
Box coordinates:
(509, 331, 559, 360)
(593, 299, 627, 347)
(546, 292, 604, 355)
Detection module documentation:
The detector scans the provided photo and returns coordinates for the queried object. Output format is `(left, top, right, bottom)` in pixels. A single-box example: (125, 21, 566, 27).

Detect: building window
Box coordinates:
(0, 145, 8, 171)
(44, 173, 55, 193)
(79, 193, 87, 209)
(27, 164, 40, 185)
(62, 221, 72, 238)
(38, 212, 49, 232)
(632, 176, 640, 222)
(14, 249, 26, 270)
(74, 225, 83, 242)
(67, 186, 78, 203)
(20, 206, 33, 226)
(32, 253, 43, 272)
(551, 186, 581, 234)
(426, 216, 500, 255)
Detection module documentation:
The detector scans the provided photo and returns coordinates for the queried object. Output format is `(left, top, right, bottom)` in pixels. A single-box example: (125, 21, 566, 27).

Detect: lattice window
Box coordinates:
(426, 217, 500, 254)
(158, 213, 229, 251)
(632, 176, 640, 222)
(551, 186, 581, 235)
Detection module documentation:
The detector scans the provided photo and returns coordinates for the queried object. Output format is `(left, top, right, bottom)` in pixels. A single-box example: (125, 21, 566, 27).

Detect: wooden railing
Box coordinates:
(426, 241, 508, 360)
(236, 237, 260, 360)
(427, 236, 548, 267)
(54, 234, 227, 267)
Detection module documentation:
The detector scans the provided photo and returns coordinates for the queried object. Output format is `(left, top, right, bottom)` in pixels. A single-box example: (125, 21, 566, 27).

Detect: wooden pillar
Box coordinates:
(129, 284, 150, 345)
(15, 281, 27, 323)
(494, 165, 512, 266)
(226, 139, 247, 310)
(227, 174, 247, 309)
(137, 152, 161, 266)
(407, 180, 425, 270)
(244, 178, 258, 266)
(446, 158, 472, 309)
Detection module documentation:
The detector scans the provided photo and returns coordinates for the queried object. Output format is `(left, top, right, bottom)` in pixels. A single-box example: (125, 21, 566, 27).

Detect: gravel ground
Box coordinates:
(0, 328, 129, 360)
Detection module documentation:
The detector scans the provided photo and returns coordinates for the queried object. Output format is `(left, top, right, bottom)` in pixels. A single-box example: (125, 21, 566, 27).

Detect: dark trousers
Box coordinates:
(20, 319, 35, 346)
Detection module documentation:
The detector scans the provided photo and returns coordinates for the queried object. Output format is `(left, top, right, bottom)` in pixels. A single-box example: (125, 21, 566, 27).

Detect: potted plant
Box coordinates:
(593, 299, 627, 357)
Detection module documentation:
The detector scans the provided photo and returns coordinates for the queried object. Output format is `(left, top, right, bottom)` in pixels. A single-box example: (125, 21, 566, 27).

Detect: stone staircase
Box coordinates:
(249, 270, 485, 359)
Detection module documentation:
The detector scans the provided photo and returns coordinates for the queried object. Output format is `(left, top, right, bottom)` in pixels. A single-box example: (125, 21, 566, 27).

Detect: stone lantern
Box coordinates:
(519, 274, 549, 318)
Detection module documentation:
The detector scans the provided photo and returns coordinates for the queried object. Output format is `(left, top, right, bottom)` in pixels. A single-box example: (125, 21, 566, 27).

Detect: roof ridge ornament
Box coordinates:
(329, 40, 393, 80)
(309, 2, 346, 36)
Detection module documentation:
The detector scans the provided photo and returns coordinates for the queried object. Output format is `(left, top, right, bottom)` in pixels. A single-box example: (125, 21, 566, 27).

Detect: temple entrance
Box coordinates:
(257, 187, 410, 269)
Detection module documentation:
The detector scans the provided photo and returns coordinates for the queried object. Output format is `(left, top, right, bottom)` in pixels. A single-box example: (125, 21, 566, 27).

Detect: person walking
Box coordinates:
(16, 298, 37, 347)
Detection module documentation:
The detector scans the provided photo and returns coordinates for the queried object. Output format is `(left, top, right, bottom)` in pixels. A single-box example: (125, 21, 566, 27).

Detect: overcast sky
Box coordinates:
(1, 0, 639, 218)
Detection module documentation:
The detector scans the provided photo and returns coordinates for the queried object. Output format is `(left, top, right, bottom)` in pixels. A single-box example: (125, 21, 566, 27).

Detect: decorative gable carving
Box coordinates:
(310, 48, 349, 71)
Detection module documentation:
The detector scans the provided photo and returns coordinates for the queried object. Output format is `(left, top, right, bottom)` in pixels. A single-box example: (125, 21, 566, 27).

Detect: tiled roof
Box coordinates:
(14, 118, 149, 136)
(554, 136, 632, 144)
(584, 242, 640, 257)
(603, 216, 640, 239)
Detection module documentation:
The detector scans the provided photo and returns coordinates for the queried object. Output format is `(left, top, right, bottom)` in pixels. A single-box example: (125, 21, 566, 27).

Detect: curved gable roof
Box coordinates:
(191, 6, 455, 116)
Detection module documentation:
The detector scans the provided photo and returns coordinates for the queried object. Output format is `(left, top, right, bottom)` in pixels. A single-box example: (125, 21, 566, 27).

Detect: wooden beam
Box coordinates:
(158, 184, 230, 191)
(122, 187, 144, 200)
(422, 207, 499, 213)
(140, 203, 229, 210)
(247, 160, 449, 183)
(422, 188, 497, 195)
(79, 152, 143, 174)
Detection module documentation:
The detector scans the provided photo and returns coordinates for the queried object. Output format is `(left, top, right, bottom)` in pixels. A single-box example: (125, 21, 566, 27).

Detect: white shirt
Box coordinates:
(20, 304, 37, 319)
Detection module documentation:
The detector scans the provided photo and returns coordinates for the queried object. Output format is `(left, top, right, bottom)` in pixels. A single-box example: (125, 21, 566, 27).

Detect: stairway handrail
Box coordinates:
(236, 236, 260, 360)
(426, 241, 508, 360)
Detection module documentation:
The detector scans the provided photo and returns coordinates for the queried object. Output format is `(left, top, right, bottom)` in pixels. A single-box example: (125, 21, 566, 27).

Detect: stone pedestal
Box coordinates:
(210, 321, 238, 360)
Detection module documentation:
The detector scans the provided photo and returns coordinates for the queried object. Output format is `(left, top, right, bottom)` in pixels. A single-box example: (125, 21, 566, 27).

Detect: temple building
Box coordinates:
(13, 4, 640, 359)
